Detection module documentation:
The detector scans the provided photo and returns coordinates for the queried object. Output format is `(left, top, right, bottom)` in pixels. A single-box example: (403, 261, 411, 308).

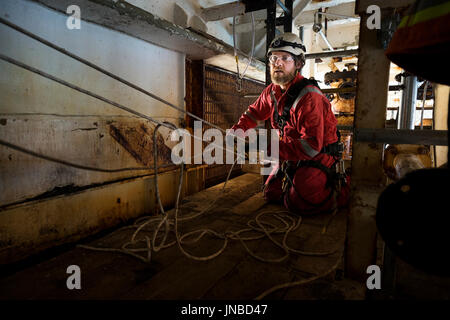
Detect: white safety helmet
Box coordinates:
(267, 33, 306, 62)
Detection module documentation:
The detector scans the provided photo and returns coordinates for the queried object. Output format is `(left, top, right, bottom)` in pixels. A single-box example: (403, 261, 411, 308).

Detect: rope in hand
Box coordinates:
(0, 54, 342, 299)
(0, 18, 343, 297)
(78, 125, 341, 299)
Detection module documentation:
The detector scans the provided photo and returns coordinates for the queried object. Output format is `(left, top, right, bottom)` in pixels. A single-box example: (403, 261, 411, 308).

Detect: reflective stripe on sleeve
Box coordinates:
(299, 139, 319, 158)
(291, 86, 324, 111)
(244, 110, 258, 123)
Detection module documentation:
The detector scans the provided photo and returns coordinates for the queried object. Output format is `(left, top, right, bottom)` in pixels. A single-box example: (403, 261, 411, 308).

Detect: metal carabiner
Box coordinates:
(235, 76, 243, 92)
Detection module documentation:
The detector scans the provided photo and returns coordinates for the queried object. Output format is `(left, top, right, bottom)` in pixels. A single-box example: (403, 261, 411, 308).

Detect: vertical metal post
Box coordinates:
(263, 0, 294, 182)
(266, 0, 277, 86)
(284, 0, 293, 32)
(380, 74, 417, 298)
(380, 245, 397, 299)
(398, 75, 418, 130)
(262, 0, 277, 184)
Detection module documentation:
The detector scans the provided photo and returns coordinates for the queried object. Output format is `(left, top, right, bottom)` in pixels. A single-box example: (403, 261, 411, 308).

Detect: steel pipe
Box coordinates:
(398, 75, 418, 130)
(305, 49, 358, 60)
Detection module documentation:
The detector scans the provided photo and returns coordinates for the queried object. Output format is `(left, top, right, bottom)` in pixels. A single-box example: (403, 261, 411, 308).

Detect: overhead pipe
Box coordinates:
(305, 49, 358, 60)
(318, 30, 335, 51)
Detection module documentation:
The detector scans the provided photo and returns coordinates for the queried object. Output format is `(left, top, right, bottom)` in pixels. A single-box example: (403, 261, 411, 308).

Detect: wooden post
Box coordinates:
(185, 59, 204, 130)
(346, 6, 391, 281)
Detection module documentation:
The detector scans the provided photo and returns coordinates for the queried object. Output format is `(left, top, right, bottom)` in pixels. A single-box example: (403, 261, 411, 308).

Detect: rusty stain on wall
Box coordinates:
(71, 127, 98, 131)
(109, 122, 172, 166)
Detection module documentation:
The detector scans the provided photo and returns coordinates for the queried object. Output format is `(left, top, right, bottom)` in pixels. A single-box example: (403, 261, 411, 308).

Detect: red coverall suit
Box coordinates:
(231, 73, 350, 214)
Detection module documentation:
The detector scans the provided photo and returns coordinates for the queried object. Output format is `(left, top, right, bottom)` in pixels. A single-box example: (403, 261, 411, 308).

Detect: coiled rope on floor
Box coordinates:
(0, 17, 342, 297)
(78, 122, 340, 299)
(1, 50, 341, 298)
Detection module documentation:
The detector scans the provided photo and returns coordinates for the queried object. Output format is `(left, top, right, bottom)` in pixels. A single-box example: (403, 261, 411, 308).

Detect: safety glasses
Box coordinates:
(268, 54, 294, 64)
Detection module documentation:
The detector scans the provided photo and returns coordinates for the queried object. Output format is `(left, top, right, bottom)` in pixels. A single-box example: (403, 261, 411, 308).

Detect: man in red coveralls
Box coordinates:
(230, 33, 350, 215)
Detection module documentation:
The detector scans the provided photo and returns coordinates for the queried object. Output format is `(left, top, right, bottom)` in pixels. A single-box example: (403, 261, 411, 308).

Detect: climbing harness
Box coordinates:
(267, 78, 347, 212)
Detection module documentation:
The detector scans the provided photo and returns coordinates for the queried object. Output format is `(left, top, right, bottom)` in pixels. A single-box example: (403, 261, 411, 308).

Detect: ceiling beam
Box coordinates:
(200, 0, 274, 22)
(295, 2, 358, 26)
(305, 48, 358, 59)
(292, 0, 313, 21)
(234, 18, 266, 33)
(200, 1, 246, 22)
(235, 0, 312, 33)
(305, 0, 356, 11)
(356, 0, 415, 12)
(30, 0, 266, 77)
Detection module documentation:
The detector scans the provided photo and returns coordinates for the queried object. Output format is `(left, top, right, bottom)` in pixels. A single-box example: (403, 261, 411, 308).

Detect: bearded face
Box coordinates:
(271, 66, 297, 86)
(269, 51, 301, 88)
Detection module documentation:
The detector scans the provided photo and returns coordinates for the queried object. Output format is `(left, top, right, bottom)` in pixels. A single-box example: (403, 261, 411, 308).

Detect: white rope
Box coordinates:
(0, 17, 342, 299)
(8, 55, 343, 298)
(78, 125, 342, 297)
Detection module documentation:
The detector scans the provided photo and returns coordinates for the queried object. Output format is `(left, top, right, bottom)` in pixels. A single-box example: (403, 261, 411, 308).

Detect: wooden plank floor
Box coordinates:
(0, 173, 356, 300)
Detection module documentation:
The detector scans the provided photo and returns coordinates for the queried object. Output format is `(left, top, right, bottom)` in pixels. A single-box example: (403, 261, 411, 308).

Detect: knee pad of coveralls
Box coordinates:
(285, 167, 351, 215)
(283, 166, 332, 215)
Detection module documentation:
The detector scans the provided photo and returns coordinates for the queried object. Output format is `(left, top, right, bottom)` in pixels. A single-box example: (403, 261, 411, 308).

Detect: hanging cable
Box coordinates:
(232, 15, 243, 92)
(0, 17, 247, 145)
(0, 53, 242, 161)
(0, 19, 342, 298)
(242, 12, 256, 81)
(232, 10, 255, 92)
(0, 52, 341, 299)
(0, 55, 341, 301)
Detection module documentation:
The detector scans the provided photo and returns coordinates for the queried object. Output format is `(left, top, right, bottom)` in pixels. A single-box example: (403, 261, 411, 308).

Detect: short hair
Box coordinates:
(293, 54, 305, 70)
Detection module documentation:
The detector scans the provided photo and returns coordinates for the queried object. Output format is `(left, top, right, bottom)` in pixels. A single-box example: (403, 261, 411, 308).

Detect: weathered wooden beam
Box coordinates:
(292, 0, 312, 21)
(234, 19, 267, 33)
(346, 7, 392, 281)
(185, 59, 204, 130)
(321, 85, 404, 94)
(305, 49, 358, 60)
(356, 0, 415, 12)
(31, 0, 265, 74)
(200, 1, 246, 22)
(294, 2, 358, 26)
(354, 129, 448, 146)
(307, 0, 355, 11)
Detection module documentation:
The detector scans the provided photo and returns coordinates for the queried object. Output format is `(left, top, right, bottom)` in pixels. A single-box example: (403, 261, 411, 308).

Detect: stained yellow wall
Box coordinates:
(0, 0, 187, 263)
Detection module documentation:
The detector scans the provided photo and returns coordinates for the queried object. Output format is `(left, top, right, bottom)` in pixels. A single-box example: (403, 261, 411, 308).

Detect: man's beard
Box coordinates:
(271, 69, 297, 86)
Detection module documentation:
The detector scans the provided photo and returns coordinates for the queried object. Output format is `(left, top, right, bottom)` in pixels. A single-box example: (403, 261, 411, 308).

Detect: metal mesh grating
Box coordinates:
(203, 65, 265, 187)
(203, 65, 265, 130)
